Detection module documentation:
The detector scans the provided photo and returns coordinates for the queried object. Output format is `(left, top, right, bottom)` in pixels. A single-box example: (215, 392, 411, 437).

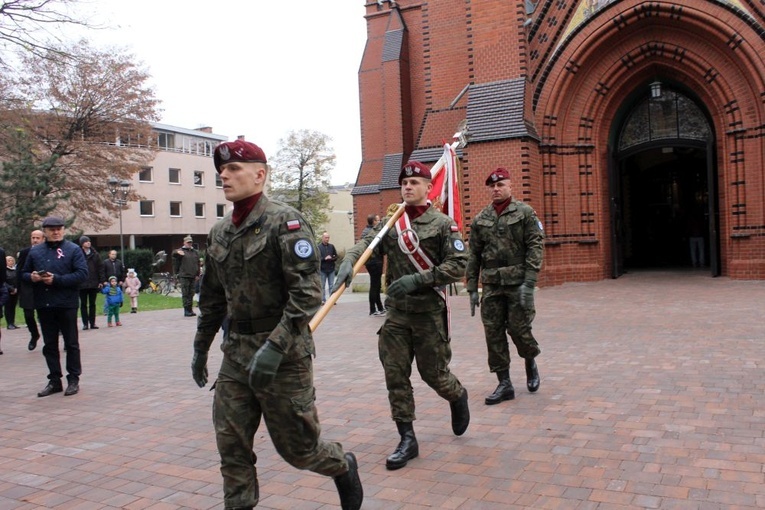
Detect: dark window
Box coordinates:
(139, 201, 154, 216)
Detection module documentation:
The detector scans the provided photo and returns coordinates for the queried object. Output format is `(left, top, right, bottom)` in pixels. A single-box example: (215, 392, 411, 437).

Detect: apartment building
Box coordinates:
(93, 123, 228, 266)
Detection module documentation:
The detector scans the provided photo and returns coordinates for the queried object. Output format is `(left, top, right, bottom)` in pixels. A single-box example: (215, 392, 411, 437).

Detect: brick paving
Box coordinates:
(0, 270, 763, 509)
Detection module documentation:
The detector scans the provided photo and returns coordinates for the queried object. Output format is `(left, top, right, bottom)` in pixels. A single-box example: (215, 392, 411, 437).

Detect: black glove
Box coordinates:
(386, 273, 424, 299)
(519, 282, 535, 310)
(247, 341, 284, 390)
(191, 350, 209, 388)
(469, 291, 480, 317)
(331, 259, 354, 294)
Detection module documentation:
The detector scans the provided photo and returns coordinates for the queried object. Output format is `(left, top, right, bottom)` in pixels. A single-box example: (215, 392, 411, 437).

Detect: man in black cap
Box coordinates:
(466, 168, 545, 405)
(78, 236, 105, 330)
(22, 216, 88, 397)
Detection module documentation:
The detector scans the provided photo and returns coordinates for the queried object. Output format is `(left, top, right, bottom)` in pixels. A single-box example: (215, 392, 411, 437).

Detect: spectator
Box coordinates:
(103, 249, 126, 285)
(22, 216, 88, 397)
(103, 249, 126, 316)
(101, 276, 123, 326)
(361, 214, 385, 316)
(318, 232, 337, 303)
(123, 269, 141, 313)
(5, 255, 18, 329)
(17, 230, 44, 350)
(0, 279, 7, 355)
(78, 236, 105, 330)
(172, 235, 201, 317)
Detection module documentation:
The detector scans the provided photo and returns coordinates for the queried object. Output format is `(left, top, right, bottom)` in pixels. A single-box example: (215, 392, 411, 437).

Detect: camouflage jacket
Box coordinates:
(346, 206, 468, 313)
(466, 200, 545, 291)
(194, 195, 322, 367)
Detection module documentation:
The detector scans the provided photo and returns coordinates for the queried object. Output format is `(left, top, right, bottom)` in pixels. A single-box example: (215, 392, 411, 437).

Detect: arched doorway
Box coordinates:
(610, 84, 720, 277)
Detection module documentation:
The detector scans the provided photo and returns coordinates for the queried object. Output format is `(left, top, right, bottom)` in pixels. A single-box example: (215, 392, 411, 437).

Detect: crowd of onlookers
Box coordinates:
(0, 220, 145, 397)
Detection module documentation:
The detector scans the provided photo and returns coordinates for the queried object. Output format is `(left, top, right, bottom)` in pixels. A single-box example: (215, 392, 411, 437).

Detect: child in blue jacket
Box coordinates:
(101, 276, 124, 326)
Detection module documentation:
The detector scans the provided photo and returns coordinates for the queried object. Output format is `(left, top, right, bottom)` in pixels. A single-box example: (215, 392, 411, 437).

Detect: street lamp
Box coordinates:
(107, 177, 132, 262)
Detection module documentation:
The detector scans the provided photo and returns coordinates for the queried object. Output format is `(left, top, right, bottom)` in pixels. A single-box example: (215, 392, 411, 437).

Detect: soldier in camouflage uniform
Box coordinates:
(190, 140, 362, 510)
(333, 160, 470, 471)
(466, 168, 544, 406)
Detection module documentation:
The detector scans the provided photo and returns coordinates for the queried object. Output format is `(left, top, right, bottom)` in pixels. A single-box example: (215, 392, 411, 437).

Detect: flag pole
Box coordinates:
(309, 123, 469, 333)
(309, 203, 405, 331)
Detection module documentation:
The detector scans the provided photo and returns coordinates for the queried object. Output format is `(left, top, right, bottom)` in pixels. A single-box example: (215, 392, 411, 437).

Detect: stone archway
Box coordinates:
(609, 84, 719, 277)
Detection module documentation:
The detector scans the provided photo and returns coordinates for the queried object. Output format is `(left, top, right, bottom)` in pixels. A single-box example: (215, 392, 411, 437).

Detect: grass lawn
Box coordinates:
(1, 291, 186, 328)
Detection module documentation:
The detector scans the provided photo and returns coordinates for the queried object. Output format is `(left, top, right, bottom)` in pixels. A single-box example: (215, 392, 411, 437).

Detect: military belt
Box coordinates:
(484, 257, 524, 269)
(229, 316, 281, 335)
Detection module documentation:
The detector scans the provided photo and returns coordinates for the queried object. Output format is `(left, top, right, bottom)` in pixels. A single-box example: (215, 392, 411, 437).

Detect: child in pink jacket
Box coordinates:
(123, 269, 142, 313)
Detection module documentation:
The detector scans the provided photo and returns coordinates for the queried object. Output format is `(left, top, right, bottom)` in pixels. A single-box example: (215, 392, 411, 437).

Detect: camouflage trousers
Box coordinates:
(480, 284, 541, 373)
(378, 307, 465, 422)
(213, 357, 348, 508)
(179, 277, 195, 309)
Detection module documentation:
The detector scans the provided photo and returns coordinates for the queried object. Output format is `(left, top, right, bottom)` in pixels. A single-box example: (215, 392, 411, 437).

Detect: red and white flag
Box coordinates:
(427, 143, 463, 231)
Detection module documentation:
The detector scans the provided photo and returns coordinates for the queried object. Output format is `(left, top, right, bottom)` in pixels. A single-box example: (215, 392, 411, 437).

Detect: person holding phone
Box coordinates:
(22, 216, 88, 397)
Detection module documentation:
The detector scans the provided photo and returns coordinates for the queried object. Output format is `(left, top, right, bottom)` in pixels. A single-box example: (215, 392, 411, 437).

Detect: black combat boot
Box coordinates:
(334, 452, 363, 510)
(386, 421, 419, 470)
(184, 306, 196, 317)
(450, 388, 470, 435)
(485, 369, 515, 405)
(525, 358, 540, 392)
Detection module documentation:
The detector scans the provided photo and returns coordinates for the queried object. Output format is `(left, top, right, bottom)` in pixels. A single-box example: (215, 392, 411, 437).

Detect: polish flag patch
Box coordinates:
(286, 220, 301, 231)
(450, 225, 460, 232)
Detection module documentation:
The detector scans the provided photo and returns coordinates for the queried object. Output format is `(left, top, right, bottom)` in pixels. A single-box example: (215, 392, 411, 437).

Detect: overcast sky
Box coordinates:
(64, 1, 367, 185)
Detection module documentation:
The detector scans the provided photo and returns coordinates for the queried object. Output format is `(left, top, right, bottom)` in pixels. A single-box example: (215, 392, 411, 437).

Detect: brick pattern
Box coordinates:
(1, 273, 764, 508)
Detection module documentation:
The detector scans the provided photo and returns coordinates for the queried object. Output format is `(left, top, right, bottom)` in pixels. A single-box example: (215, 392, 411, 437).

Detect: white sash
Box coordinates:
(395, 212, 449, 306)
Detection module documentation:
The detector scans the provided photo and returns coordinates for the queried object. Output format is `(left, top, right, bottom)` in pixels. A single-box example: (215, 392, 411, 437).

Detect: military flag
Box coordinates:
(427, 142, 464, 231)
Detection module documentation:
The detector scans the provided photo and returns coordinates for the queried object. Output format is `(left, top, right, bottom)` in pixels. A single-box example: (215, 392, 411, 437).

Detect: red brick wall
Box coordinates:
(357, 0, 765, 282)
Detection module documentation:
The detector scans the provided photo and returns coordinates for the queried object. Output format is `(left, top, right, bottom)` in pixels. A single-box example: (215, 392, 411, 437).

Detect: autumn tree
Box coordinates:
(0, 0, 91, 66)
(269, 129, 335, 231)
(0, 38, 160, 238)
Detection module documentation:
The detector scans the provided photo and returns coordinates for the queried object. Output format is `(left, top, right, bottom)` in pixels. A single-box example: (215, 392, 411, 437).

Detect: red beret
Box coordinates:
(485, 168, 511, 185)
(399, 160, 432, 184)
(214, 140, 267, 172)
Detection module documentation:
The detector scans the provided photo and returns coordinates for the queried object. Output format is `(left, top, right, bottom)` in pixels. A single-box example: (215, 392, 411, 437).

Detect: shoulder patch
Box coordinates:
(286, 219, 301, 231)
(453, 239, 465, 252)
(450, 225, 459, 232)
(293, 239, 313, 258)
(538, 220, 544, 231)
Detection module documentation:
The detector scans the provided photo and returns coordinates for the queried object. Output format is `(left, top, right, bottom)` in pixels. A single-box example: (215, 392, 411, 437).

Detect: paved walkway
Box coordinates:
(0, 271, 763, 509)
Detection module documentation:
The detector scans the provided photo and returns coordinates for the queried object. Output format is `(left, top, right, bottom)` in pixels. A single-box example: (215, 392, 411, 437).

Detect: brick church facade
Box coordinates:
(351, 0, 765, 284)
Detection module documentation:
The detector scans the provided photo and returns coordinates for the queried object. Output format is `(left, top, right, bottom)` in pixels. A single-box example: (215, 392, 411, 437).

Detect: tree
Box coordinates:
(0, 0, 90, 66)
(270, 129, 335, 231)
(0, 127, 63, 254)
(0, 38, 159, 237)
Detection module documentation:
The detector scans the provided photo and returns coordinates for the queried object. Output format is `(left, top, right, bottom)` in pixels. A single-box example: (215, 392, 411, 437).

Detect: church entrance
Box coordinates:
(610, 84, 720, 277)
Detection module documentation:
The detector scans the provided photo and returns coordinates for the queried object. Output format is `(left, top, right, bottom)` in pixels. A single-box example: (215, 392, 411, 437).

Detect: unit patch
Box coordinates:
(294, 239, 313, 259)
(453, 239, 465, 252)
